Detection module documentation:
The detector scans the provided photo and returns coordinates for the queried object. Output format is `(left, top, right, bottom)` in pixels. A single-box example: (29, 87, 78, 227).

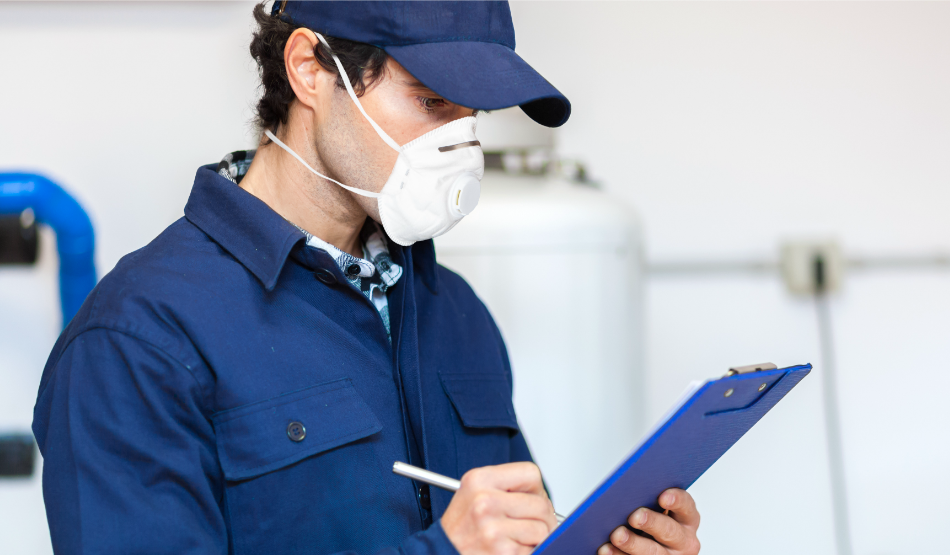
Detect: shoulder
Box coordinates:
(408, 239, 495, 322)
(39, 217, 240, 409)
(108, 215, 241, 289)
(434, 262, 478, 298)
(61, 216, 247, 364)
(425, 261, 509, 353)
(435, 262, 492, 316)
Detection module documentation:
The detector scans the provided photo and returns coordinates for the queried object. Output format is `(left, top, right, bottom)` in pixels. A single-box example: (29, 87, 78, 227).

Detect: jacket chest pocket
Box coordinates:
(440, 372, 520, 474)
(212, 378, 388, 555)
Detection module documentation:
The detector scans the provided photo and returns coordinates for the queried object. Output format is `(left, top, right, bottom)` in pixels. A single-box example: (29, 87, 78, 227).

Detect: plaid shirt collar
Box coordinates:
(294, 220, 402, 295)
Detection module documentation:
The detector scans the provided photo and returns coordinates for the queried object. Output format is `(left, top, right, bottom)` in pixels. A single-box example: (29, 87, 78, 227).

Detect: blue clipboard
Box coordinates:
(534, 363, 812, 555)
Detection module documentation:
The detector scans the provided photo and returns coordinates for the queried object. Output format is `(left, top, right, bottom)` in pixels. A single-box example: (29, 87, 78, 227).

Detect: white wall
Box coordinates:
(514, 1, 950, 260)
(1, 2, 948, 555)
(0, 2, 261, 273)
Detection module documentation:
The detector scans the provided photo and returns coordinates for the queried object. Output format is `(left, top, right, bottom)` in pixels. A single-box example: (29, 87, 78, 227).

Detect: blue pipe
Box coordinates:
(0, 173, 96, 328)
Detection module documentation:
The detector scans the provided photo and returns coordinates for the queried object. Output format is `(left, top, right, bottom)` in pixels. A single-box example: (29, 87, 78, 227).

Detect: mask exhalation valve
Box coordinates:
(449, 172, 481, 217)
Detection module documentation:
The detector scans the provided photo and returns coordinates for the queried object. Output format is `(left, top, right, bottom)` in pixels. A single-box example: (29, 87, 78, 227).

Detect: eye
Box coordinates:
(417, 96, 447, 113)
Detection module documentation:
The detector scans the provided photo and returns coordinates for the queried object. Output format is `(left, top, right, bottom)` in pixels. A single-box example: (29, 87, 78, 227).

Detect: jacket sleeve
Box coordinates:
(33, 327, 227, 554)
(32, 327, 460, 555)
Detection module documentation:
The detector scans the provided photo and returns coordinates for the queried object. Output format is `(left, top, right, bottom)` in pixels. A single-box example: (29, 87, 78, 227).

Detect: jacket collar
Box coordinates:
(410, 239, 440, 294)
(185, 165, 305, 291)
(185, 163, 443, 293)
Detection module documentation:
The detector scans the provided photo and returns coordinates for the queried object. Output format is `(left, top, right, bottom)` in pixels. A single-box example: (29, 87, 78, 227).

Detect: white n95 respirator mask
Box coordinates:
(264, 31, 484, 247)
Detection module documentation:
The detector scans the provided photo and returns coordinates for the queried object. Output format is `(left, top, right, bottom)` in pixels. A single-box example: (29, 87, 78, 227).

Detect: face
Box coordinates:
(282, 29, 476, 223)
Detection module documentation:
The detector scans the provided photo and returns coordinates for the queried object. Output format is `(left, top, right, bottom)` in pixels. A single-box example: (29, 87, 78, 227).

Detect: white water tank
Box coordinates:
(434, 109, 645, 511)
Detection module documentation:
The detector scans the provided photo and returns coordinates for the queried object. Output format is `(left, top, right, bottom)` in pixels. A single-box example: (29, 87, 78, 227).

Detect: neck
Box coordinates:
(239, 126, 366, 258)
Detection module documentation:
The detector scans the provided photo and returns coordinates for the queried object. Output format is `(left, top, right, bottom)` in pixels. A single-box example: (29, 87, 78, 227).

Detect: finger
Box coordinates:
(658, 489, 700, 529)
(485, 532, 538, 555)
(629, 508, 688, 548)
(605, 527, 667, 555)
(462, 462, 546, 495)
(500, 492, 559, 531)
(596, 543, 628, 555)
(491, 517, 550, 548)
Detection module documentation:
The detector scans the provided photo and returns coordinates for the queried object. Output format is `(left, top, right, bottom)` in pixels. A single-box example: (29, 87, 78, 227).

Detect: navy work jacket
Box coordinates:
(32, 165, 534, 554)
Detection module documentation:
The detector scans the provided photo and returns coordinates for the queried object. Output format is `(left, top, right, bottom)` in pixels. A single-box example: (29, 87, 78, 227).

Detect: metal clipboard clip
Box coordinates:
(723, 362, 777, 378)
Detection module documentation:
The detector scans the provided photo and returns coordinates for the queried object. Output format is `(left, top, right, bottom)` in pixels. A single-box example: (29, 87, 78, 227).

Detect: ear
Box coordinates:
(284, 28, 331, 111)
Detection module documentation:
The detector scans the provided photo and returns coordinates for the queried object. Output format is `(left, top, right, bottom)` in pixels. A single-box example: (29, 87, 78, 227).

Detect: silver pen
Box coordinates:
(393, 461, 566, 523)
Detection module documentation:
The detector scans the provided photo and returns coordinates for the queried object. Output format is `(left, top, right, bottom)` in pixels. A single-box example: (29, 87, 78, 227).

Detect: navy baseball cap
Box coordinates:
(271, 0, 571, 128)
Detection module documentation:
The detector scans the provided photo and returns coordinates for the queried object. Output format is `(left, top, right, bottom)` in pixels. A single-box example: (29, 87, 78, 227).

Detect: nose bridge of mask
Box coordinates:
(312, 32, 402, 154)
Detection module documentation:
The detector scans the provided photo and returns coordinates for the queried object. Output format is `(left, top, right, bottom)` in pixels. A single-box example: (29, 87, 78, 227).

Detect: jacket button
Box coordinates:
(286, 421, 306, 442)
(314, 268, 337, 285)
(418, 484, 431, 510)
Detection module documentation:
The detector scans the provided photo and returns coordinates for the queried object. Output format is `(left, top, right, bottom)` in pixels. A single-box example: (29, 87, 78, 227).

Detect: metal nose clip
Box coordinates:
(438, 140, 481, 153)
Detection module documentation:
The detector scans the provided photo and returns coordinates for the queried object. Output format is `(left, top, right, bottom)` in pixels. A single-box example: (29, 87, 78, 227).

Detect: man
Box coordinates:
(33, 2, 702, 554)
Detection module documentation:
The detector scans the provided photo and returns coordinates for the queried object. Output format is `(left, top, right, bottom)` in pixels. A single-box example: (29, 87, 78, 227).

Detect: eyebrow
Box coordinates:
(402, 78, 440, 96)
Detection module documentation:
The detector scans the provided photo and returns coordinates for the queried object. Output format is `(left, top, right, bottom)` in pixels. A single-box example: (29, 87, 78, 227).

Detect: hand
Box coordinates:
(598, 489, 701, 555)
(441, 462, 558, 555)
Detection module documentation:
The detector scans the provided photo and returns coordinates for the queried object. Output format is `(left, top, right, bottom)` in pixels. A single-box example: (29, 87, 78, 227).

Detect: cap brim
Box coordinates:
(384, 41, 571, 128)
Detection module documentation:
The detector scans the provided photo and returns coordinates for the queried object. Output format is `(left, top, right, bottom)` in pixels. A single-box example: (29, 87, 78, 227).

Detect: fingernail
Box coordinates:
(634, 510, 647, 526)
(598, 544, 612, 555)
(664, 492, 676, 507)
(611, 527, 629, 544)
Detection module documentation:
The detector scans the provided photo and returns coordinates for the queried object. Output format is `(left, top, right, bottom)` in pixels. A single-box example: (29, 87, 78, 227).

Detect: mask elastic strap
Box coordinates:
(264, 129, 383, 199)
(313, 31, 402, 154)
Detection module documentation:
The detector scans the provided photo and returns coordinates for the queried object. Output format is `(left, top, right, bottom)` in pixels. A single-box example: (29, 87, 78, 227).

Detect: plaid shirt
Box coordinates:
(217, 150, 403, 340)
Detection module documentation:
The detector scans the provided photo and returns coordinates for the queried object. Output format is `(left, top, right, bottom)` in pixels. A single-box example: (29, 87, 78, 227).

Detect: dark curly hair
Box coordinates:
(249, 2, 389, 138)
